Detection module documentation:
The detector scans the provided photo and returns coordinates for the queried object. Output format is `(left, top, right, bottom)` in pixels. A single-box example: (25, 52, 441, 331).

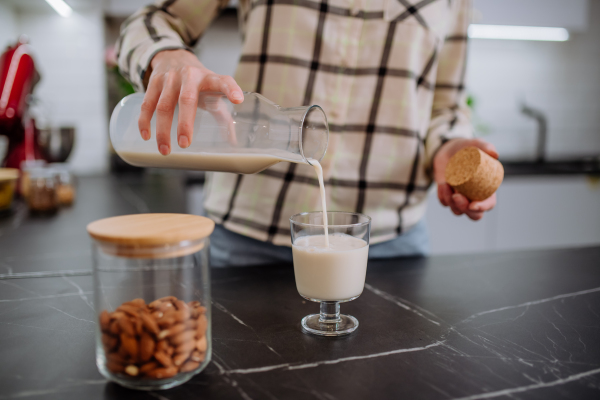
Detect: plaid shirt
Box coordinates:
(117, 0, 473, 246)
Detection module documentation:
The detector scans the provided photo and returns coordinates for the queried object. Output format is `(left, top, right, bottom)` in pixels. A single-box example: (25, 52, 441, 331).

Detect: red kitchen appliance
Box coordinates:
(0, 36, 42, 169)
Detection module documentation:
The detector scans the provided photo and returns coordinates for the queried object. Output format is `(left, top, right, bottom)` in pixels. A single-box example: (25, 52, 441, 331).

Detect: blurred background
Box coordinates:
(0, 0, 598, 254)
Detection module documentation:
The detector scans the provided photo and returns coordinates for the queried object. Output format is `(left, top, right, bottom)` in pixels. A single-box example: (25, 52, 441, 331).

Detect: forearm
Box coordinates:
(424, 0, 473, 169)
(116, 0, 228, 91)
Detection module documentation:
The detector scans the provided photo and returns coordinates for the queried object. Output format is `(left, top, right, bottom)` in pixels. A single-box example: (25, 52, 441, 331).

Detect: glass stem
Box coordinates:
(319, 301, 341, 324)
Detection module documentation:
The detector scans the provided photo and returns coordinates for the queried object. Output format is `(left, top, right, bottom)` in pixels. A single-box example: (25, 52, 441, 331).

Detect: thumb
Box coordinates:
(471, 139, 499, 159)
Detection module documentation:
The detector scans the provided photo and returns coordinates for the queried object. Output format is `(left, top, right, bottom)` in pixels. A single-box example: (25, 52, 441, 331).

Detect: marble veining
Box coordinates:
(0, 175, 598, 399)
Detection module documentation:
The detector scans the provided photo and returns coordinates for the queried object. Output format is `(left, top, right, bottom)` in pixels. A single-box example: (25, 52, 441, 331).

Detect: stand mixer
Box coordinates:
(0, 36, 42, 169)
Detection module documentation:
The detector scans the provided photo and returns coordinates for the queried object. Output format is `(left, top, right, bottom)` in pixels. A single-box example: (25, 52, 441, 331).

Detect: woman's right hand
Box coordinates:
(138, 49, 244, 155)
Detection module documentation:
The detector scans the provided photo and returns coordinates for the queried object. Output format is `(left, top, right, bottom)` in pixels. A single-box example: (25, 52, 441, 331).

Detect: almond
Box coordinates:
(140, 311, 160, 335)
(102, 333, 118, 352)
(158, 296, 177, 303)
(190, 305, 206, 319)
(118, 316, 136, 337)
(158, 323, 185, 340)
(157, 316, 176, 329)
(185, 319, 198, 330)
(134, 315, 143, 336)
(139, 361, 159, 374)
(109, 320, 121, 335)
(166, 346, 174, 356)
(116, 304, 141, 317)
(157, 301, 174, 313)
(196, 314, 208, 338)
(156, 340, 169, 352)
(148, 299, 163, 309)
(106, 359, 125, 373)
(170, 330, 195, 346)
(120, 333, 139, 359)
(140, 332, 155, 362)
(118, 343, 130, 359)
(180, 360, 200, 373)
(99, 310, 111, 332)
(174, 300, 189, 312)
(188, 300, 201, 308)
(125, 298, 146, 308)
(106, 351, 127, 364)
(145, 366, 178, 379)
(174, 308, 190, 323)
(125, 365, 139, 376)
(190, 350, 205, 363)
(175, 340, 196, 354)
(173, 351, 191, 366)
(110, 311, 126, 320)
(151, 311, 163, 320)
(154, 350, 173, 367)
(196, 336, 207, 353)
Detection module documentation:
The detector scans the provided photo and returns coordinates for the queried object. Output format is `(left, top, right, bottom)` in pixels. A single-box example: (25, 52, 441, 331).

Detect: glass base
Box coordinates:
(301, 313, 359, 336)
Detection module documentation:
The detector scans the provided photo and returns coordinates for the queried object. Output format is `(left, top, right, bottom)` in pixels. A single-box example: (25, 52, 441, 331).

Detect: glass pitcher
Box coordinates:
(110, 92, 329, 174)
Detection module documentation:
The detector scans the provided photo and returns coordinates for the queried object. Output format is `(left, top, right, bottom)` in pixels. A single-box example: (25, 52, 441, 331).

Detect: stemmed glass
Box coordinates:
(290, 212, 371, 336)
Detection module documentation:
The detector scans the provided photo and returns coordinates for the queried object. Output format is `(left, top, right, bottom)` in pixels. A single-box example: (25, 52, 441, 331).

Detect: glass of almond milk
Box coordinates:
(290, 212, 371, 336)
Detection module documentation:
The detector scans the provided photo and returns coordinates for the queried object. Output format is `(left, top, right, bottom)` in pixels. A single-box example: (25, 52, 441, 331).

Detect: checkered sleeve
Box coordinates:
(424, 0, 473, 169)
(116, 0, 229, 92)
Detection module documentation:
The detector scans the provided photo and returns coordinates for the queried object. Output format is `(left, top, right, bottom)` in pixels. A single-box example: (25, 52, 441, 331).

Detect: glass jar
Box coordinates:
(87, 214, 214, 390)
(49, 163, 76, 206)
(19, 159, 47, 198)
(27, 168, 58, 214)
(110, 92, 329, 174)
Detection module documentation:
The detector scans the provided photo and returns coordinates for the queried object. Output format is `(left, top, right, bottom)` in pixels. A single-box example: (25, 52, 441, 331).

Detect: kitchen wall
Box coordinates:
(1, 4, 108, 174)
(467, 1, 600, 161)
(0, 3, 17, 49)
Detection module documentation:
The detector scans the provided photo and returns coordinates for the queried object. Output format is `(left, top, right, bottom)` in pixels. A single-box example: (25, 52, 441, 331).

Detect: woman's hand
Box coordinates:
(433, 138, 499, 220)
(138, 49, 244, 155)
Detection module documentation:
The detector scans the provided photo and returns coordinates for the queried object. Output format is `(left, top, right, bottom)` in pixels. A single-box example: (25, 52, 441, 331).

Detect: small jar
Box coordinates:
(20, 159, 47, 199)
(49, 163, 76, 206)
(87, 214, 214, 390)
(27, 168, 58, 214)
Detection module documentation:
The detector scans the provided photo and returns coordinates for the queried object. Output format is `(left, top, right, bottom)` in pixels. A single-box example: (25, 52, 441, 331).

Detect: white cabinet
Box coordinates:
(426, 175, 600, 254)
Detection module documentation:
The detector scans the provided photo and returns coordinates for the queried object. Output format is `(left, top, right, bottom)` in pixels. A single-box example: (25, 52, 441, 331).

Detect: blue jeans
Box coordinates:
(210, 219, 430, 267)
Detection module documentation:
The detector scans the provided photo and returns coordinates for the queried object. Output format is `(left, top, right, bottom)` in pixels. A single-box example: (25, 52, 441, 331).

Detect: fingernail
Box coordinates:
(470, 205, 481, 211)
(159, 144, 170, 155)
(178, 136, 189, 148)
(232, 92, 243, 101)
(141, 130, 149, 140)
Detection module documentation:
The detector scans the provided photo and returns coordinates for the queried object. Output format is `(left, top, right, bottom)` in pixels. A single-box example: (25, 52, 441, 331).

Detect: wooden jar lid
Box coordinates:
(87, 214, 215, 258)
(445, 147, 504, 201)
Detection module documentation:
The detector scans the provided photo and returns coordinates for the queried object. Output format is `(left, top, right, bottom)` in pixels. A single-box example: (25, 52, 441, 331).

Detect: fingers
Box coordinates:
(437, 183, 453, 207)
(138, 76, 163, 141)
(177, 71, 201, 149)
(200, 73, 244, 104)
(441, 191, 488, 220)
(451, 193, 469, 215)
(471, 138, 499, 159)
(155, 73, 181, 155)
(469, 193, 497, 212)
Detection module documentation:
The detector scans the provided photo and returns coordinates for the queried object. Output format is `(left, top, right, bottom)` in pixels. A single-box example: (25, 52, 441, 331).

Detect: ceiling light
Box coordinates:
(468, 24, 569, 42)
(45, 0, 73, 18)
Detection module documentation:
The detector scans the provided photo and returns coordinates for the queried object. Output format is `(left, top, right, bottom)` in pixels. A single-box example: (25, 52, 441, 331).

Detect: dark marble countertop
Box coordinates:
(0, 174, 599, 400)
(502, 159, 600, 176)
